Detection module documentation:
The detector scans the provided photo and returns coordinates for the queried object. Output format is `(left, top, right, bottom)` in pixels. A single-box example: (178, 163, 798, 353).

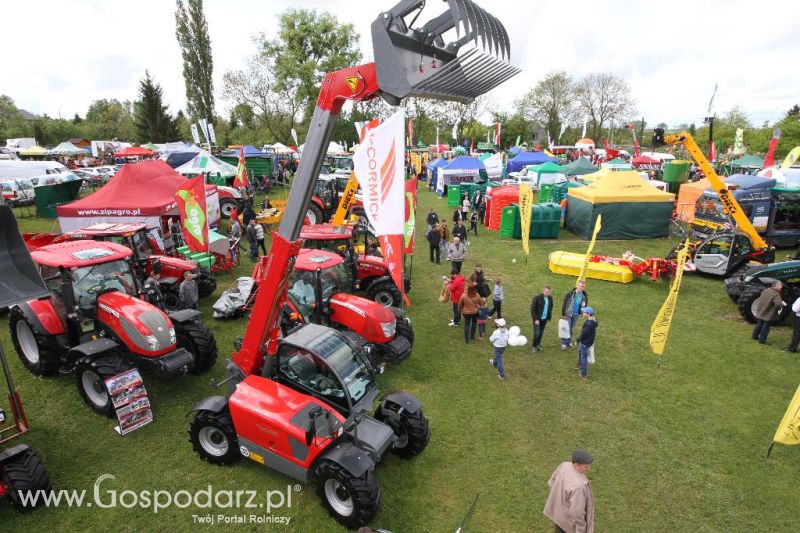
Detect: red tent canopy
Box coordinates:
(114, 146, 154, 157)
(57, 160, 185, 218)
(632, 155, 661, 169)
(430, 144, 450, 153)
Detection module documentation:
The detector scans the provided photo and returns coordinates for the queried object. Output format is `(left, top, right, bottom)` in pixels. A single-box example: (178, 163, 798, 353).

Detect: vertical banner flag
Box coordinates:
(234, 147, 249, 187)
(782, 146, 800, 169)
(407, 118, 414, 146)
(514, 135, 521, 148)
(452, 123, 458, 141)
(404, 177, 418, 254)
(763, 128, 782, 168)
(518, 184, 533, 255)
(190, 124, 201, 144)
(709, 140, 717, 163)
(353, 109, 407, 304)
(577, 215, 602, 284)
(771, 385, 800, 449)
(331, 174, 360, 226)
(649, 241, 689, 356)
(494, 122, 502, 147)
(198, 119, 210, 144)
(291, 128, 299, 149)
(176, 176, 208, 253)
(581, 117, 587, 139)
(733, 128, 745, 155)
(435, 126, 440, 148)
(207, 123, 217, 145)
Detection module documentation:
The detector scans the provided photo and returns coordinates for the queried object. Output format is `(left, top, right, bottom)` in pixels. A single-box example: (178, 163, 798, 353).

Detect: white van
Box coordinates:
(0, 161, 74, 180)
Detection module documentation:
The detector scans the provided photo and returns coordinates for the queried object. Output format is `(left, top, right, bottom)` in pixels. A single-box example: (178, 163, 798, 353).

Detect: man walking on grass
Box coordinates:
(530, 285, 553, 353)
(544, 450, 595, 533)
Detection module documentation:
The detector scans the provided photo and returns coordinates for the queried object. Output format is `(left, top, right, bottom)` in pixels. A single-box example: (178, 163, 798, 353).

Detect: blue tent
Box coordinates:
(443, 156, 485, 171)
(425, 157, 448, 185)
(506, 151, 558, 173)
(508, 146, 521, 156)
(725, 174, 776, 190)
(242, 145, 264, 156)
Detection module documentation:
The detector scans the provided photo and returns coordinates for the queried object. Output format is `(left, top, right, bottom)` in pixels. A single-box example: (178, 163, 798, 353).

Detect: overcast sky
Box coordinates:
(1, 0, 796, 128)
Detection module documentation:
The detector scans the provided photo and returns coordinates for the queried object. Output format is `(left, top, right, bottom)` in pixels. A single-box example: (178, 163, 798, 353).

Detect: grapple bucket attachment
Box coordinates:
(372, 0, 520, 104)
(0, 206, 49, 308)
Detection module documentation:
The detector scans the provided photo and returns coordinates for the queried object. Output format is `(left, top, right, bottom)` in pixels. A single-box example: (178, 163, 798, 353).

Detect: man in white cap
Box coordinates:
(543, 450, 595, 532)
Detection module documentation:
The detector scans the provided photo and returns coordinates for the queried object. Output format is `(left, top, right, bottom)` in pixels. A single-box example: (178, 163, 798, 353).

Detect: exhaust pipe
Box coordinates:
(372, 0, 520, 105)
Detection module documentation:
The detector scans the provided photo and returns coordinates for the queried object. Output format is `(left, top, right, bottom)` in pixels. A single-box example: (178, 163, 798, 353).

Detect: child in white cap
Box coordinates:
(489, 318, 509, 380)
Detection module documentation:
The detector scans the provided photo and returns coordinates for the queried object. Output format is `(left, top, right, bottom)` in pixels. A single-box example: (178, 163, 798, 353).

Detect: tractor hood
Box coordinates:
(97, 292, 175, 356)
(358, 254, 389, 272)
(328, 293, 397, 344)
(158, 254, 196, 271)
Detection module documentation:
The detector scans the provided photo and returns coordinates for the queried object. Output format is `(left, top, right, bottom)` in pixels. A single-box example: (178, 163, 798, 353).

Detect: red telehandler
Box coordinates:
(186, 0, 518, 528)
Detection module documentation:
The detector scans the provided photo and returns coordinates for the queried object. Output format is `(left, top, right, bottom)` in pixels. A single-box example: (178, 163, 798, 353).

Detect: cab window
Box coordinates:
(277, 346, 347, 410)
(701, 235, 733, 256)
(39, 265, 62, 293)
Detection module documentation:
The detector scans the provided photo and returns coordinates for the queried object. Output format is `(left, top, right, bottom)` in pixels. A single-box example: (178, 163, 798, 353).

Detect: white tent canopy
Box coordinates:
(175, 150, 237, 178)
(161, 141, 202, 154)
(270, 142, 295, 154)
(298, 141, 346, 155)
(48, 142, 87, 156)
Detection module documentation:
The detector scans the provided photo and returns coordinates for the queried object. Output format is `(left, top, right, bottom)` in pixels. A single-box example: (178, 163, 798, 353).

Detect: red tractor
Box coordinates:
(187, 0, 516, 527)
(0, 205, 52, 511)
(24, 222, 217, 308)
(307, 174, 365, 225)
(281, 249, 413, 363)
(8, 240, 218, 416)
(301, 222, 410, 307)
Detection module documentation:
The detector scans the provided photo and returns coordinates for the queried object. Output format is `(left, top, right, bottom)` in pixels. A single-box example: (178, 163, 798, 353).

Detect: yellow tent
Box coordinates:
(19, 145, 48, 156)
(566, 171, 675, 239)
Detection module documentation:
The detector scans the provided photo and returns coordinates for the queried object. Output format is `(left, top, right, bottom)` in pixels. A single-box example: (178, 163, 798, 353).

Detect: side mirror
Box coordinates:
(305, 406, 323, 446)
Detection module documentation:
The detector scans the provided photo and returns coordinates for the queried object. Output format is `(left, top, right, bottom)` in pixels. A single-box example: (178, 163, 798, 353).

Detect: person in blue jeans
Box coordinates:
(489, 318, 509, 380)
(576, 307, 598, 380)
(561, 280, 589, 350)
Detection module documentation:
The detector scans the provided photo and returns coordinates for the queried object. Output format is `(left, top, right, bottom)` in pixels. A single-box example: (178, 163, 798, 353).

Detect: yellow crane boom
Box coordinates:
(663, 131, 769, 250)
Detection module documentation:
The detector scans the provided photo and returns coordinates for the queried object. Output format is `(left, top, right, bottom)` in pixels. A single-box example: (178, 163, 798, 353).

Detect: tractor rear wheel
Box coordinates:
(9, 308, 62, 376)
(307, 203, 325, 225)
(368, 280, 401, 308)
(375, 406, 430, 458)
(162, 285, 180, 311)
(219, 198, 239, 219)
(315, 460, 380, 529)
(175, 321, 218, 374)
(2, 448, 52, 512)
(394, 317, 415, 347)
(75, 354, 132, 417)
(737, 285, 764, 324)
(196, 270, 217, 298)
(188, 409, 240, 465)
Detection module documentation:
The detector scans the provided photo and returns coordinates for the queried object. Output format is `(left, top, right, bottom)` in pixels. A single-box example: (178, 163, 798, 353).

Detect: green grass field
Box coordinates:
(1, 184, 799, 532)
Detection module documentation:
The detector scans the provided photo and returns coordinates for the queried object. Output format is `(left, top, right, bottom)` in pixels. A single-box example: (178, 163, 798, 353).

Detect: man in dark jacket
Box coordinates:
(427, 223, 442, 264)
(577, 307, 597, 380)
(453, 206, 465, 224)
(530, 286, 553, 353)
(246, 219, 259, 262)
(752, 281, 784, 344)
(561, 280, 589, 350)
(426, 208, 439, 231)
(452, 220, 468, 243)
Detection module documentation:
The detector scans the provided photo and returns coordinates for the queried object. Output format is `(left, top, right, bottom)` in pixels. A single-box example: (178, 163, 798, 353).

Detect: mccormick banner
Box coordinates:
(353, 109, 406, 305)
(649, 240, 689, 355)
(518, 184, 533, 255)
(577, 215, 602, 284)
(234, 147, 248, 187)
(771, 385, 800, 449)
(404, 177, 417, 254)
(176, 176, 208, 253)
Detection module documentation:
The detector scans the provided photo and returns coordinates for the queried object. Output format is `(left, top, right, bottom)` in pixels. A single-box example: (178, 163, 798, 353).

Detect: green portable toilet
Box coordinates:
(662, 160, 690, 194)
(447, 186, 461, 207)
(530, 202, 561, 239)
(499, 204, 519, 239)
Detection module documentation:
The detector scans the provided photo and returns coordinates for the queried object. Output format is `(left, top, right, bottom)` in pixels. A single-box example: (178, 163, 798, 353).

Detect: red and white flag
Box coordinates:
(353, 109, 406, 304)
(234, 146, 248, 187)
(494, 122, 502, 147)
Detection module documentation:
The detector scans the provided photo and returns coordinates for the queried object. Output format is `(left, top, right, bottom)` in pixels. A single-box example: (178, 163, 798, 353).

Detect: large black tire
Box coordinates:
(394, 316, 415, 347)
(2, 448, 52, 512)
(737, 285, 764, 324)
(75, 354, 132, 417)
(219, 198, 239, 219)
(367, 280, 402, 308)
(196, 270, 217, 298)
(315, 460, 380, 529)
(162, 284, 180, 311)
(375, 405, 430, 458)
(175, 321, 218, 374)
(307, 203, 325, 225)
(9, 308, 62, 376)
(725, 265, 755, 302)
(188, 409, 240, 465)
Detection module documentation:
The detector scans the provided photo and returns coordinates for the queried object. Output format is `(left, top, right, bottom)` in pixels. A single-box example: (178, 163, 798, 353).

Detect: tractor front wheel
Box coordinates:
(737, 285, 764, 324)
(162, 285, 180, 311)
(9, 308, 62, 376)
(368, 280, 402, 308)
(196, 270, 217, 298)
(219, 198, 239, 219)
(315, 461, 380, 529)
(75, 354, 132, 417)
(175, 321, 218, 374)
(307, 203, 325, 225)
(375, 405, 430, 459)
(188, 409, 240, 465)
(2, 448, 52, 512)
(394, 317, 415, 347)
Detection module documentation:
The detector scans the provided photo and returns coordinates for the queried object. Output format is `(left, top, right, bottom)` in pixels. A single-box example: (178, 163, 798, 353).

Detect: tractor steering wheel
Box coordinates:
(86, 283, 106, 294)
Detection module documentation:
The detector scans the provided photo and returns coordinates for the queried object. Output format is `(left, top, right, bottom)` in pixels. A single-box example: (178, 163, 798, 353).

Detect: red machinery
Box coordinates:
(24, 222, 217, 307)
(9, 240, 218, 416)
(0, 206, 52, 511)
(186, 0, 518, 528)
(589, 254, 679, 281)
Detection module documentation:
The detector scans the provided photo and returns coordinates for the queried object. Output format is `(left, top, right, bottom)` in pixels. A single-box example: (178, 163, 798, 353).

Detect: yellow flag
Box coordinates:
(518, 184, 533, 255)
(331, 173, 360, 226)
(576, 214, 602, 285)
(649, 240, 689, 355)
(781, 146, 800, 169)
(773, 384, 800, 446)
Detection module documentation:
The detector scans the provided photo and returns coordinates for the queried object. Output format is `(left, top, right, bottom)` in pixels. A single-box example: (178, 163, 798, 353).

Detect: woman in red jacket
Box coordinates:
(445, 268, 465, 327)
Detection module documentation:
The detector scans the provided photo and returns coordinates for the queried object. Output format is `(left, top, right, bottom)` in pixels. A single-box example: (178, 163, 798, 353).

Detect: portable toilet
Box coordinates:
(487, 186, 519, 231)
(499, 204, 519, 238)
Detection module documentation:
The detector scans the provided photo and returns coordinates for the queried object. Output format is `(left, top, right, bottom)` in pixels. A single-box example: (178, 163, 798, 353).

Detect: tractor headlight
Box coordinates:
(380, 321, 396, 338)
(169, 327, 176, 345)
(0, 408, 5, 424)
(146, 334, 160, 351)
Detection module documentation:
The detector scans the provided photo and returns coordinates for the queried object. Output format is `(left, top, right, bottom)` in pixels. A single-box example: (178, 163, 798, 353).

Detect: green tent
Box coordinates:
(561, 158, 598, 176)
(566, 171, 675, 239)
(527, 161, 563, 178)
(721, 154, 763, 176)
